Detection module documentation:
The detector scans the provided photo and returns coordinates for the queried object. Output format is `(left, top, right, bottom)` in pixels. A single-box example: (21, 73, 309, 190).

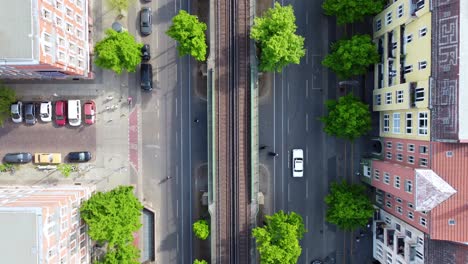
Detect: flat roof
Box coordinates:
(0, 0, 34, 60)
(0, 209, 40, 264)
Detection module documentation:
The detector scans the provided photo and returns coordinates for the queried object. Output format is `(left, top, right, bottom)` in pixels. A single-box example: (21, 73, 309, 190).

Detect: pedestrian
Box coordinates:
(268, 151, 278, 157)
(127, 97, 133, 105)
(259, 145, 267, 150)
(194, 119, 200, 123)
(166, 176, 172, 180)
(355, 236, 360, 242)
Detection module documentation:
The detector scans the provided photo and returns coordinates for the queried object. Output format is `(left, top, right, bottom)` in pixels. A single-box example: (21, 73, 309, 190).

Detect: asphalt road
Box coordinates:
(259, 0, 338, 263)
(134, 0, 195, 263)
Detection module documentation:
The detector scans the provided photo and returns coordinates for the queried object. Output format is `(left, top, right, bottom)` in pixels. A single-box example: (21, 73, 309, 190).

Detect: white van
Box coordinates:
(68, 100, 82, 126)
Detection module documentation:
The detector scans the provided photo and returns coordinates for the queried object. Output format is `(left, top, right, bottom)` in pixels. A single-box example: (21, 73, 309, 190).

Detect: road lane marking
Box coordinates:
(287, 118, 290, 135)
(176, 200, 179, 218)
(176, 165, 179, 185)
(306, 113, 309, 132)
(175, 98, 178, 117)
(306, 215, 309, 231)
(175, 131, 178, 149)
(306, 49, 309, 64)
(288, 182, 291, 202)
(306, 179, 309, 199)
(287, 82, 290, 101)
(306, 147, 309, 163)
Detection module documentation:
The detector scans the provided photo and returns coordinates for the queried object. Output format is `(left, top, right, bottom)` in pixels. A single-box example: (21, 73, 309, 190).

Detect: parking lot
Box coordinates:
(0, 117, 96, 164)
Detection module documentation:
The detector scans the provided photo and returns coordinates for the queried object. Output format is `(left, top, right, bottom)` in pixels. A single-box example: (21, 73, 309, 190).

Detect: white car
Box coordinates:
(292, 149, 304, 177)
(40, 102, 52, 122)
(11, 101, 23, 123)
(68, 100, 82, 127)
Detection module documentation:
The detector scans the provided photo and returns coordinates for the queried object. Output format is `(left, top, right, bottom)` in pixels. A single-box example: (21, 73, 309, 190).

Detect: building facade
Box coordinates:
(0, 185, 95, 264)
(364, 0, 468, 263)
(0, 0, 91, 79)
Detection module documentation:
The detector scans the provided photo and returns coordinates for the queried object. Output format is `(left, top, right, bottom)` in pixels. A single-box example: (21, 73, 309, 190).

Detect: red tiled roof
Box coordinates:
(430, 142, 468, 243)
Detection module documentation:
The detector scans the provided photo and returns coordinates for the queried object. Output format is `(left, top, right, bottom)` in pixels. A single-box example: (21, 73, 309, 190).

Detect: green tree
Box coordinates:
(107, 0, 136, 14)
(320, 93, 371, 141)
(57, 163, 76, 177)
(252, 210, 306, 264)
(0, 83, 16, 126)
(322, 34, 379, 79)
(166, 10, 207, 61)
(251, 2, 305, 72)
(324, 180, 374, 231)
(96, 242, 140, 264)
(193, 219, 210, 240)
(94, 29, 143, 74)
(193, 259, 208, 264)
(80, 186, 143, 247)
(322, 0, 384, 25)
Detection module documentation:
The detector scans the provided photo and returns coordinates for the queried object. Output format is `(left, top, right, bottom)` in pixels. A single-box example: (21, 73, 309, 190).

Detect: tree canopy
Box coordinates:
(0, 84, 16, 126)
(251, 2, 305, 72)
(96, 242, 140, 264)
(320, 93, 371, 141)
(107, 0, 136, 14)
(324, 180, 374, 231)
(193, 259, 208, 264)
(322, 34, 379, 79)
(166, 10, 207, 61)
(193, 219, 210, 240)
(80, 185, 143, 246)
(252, 210, 306, 264)
(322, 0, 384, 25)
(94, 29, 143, 74)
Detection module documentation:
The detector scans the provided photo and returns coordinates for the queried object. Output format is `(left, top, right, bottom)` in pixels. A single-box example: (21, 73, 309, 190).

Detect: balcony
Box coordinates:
(376, 221, 385, 243)
(397, 237, 405, 257)
(387, 229, 395, 248)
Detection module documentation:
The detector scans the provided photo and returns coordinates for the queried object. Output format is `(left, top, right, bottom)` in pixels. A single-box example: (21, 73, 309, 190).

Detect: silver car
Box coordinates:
(11, 101, 23, 123)
(140, 7, 152, 36)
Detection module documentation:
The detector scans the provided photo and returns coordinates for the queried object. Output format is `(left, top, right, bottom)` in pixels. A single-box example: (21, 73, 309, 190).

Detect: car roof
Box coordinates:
(40, 102, 50, 112)
(55, 101, 65, 115)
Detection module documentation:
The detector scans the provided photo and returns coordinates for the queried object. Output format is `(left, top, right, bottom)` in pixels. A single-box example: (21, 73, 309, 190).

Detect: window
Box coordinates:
(394, 176, 401, 188)
(58, 51, 65, 61)
(66, 23, 73, 33)
(56, 0, 63, 10)
(408, 211, 414, 220)
(48, 247, 56, 257)
(406, 230, 412, 238)
(416, 250, 424, 260)
(396, 153, 403, 162)
(415, 88, 425, 101)
(419, 145, 428, 154)
(408, 155, 415, 164)
(386, 193, 392, 199)
(76, 0, 83, 7)
(405, 180, 413, 193)
(55, 16, 63, 27)
(376, 19, 382, 31)
(397, 143, 403, 151)
(396, 206, 403, 214)
(61, 220, 68, 231)
(419, 158, 428, 167)
(408, 202, 414, 209)
(43, 45, 52, 55)
(78, 60, 84, 69)
(386, 151, 392, 160)
(78, 47, 84, 56)
(374, 169, 380, 180)
(448, 219, 456, 225)
(69, 55, 75, 65)
(69, 42, 75, 52)
(76, 29, 83, 38)
(43, 32, 51, 42)
(42, 8, 52, 20)
(386, 12, 392, 25)
(418, 61, 427, 70)
(418, 112, 428, 135)
(385, 216, 392, 225)
(419, 27, 427, 37)
(406, 34, 413, 43)
(397, 4, 404, 17)
(396, 197, 402, 204)
(58, 37, 65, 47)
(383, 114, 390, 132)
(384, 172, 390, 184)
(420, 217, 426, 226)
(386, 141, 392, 149)
(418, 237, 424, 246)
(386, 92, 392, 104)
(66, 7, 73, 17)
(393, 113, 401, 133)
(408, 144, 415, 152)
(75, 14, 83, 24)
(375, 94, 381, 105)
(404, 65, 413, 73)
(406, 113, 413, 134)
(386, 200, 392, 208)
(396, 90, 404, 103)
(376, 194, 383, 204)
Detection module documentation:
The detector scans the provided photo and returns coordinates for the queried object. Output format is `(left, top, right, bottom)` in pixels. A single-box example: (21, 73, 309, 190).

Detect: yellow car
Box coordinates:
(34, 153, 62, 164)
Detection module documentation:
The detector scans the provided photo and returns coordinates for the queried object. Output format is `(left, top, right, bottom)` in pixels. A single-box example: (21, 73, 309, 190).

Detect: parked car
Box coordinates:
(141, 44, 151, 61)
(292, 149, 304, 177)
(34, 153, 62, 164)
(40, 101, 52, 122)
(140, 63, 153, 91)
(3, 153, 32, 164)
(84, 101, 96, 125)
(68, 151, 92, 162)
(24, 103, 37, 125)
(54, 100, 67, 126)
(140, 7, 152, 36)
(10, 101, 23, 123)
(68, 100, 81, 127)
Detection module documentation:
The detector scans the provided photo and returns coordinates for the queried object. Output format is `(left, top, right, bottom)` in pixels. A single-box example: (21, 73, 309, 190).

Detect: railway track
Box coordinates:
(214, 0, 250, 262)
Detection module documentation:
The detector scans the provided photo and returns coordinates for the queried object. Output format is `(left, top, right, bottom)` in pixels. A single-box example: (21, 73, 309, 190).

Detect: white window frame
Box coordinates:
(66, 7, 74, 18)
(396, 206, 403, 214)
(397, 143, 403, 151)
(408, 143, 415, 152)
(386, 141, 392, 149)
(408, 155, 415, 164)
(419, 158, 428, 167)
(396, 197, 402, 203)
(419, 217, 426, 226)
(386, 92, 392, 104)
(418, 112, 428, 135)
(386, 200, 392, 208)
(397, 4, 404, 18)
(408, 202, 414, 209)
(396, 153, 403, 162)
(75, 14, 83, 25)
(76, 28, 83, 39)
(393, 113, 401, 133)
(405, 180, 413, 193)
(406, 113, 413, 134)
(43, 45, 52, 55)
(386, 151, 392, 160)
(56, 0, 64, 10)
(42, 8, 52, 21)
(419, 27, 427, 37)
(408, 211, 414, 220)
(396, 90, 404, 103)
(418, 61, 427, 70)
(394, 176, 401, 188)
(383, 114, 390, 133)
(384, 172, 390, 184)
(375, 94, 381, 105)
(374, 169, 380, 180)
(66, 23, 74, 34)
(386, 12, 393, 25)
(404, 65, 413, 73)
(419, 145, 428, 154)
(406, 34, 413, 43)
(376, 19, 382, 31)
(415, 88, 425, 101)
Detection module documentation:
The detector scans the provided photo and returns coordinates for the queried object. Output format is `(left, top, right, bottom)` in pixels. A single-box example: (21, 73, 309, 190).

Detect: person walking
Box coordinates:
(194, 119, 200, 123)
(268, 151, 279, 157)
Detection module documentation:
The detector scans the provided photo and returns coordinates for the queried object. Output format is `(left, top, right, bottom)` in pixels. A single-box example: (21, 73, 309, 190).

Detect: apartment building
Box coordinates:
(0, 185, 95, 264)
(362, 0, 468, 263)
(0, 0, 91, 79)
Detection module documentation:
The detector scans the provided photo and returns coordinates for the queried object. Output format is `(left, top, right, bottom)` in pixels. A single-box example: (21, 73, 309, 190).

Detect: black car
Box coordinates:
(3, 153, 33, 163)
(140, 7, 152, 36)
(141, 44, 151, 61)
(68, 151, 92, 162)
(140, 63, 153, 91)
(24, 103, 36, 125)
